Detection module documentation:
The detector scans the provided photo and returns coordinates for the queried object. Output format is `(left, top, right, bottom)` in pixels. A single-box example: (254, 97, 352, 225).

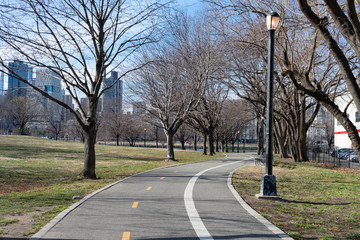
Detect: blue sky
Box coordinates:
(176, 0, 202, 12)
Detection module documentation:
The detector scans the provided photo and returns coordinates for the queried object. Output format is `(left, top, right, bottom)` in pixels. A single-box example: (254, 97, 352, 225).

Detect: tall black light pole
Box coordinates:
(243, 134, 246, 153)
(144, 128, 147, 147)
(258, 12, 281, 198)
(237, 131, 240, 153)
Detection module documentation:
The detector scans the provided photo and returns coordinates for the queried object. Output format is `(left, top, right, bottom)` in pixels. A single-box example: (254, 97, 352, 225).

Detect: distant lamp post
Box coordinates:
(243, 134, 246, 153)
(237, 131, 240, 153)
(144, 128, 147, 147)
(258, 12, 281, 199)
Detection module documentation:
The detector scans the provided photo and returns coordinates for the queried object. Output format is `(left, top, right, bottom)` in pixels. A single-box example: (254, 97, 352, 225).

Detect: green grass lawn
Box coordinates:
(233, 158, 360, 240)
(0, 135, 223, 236)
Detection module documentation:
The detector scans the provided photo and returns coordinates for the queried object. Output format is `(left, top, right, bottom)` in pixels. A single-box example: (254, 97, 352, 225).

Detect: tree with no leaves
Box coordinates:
(4, 95, 40, 135)
(0, 0, 169, 178)
(294, 0, 360, 159)
(129, 13, 209, 161)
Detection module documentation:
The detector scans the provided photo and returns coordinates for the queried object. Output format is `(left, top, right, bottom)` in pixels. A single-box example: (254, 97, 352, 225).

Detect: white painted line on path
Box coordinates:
(227, 168, 294, 240)
(184, 161, 240, 240)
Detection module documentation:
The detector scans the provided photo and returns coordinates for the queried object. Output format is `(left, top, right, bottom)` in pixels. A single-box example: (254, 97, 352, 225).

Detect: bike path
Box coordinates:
(32, 153, 292, 240)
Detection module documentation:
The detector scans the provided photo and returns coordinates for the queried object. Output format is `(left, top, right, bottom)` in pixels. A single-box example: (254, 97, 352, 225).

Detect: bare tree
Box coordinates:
(43, 101, 65, 140)
(0, 0, 169, 178)
(175, 124, 193, 150)
(129, 13, 208, 161)
(207, 0, 338, 161)
(4, 95, 40, 135)
(121, 114, 144, 147)
(293, 0, 360, 158)
(99, 110, 123, 146)
(188, 77, 230, 156)
(217, 100, 253, 153)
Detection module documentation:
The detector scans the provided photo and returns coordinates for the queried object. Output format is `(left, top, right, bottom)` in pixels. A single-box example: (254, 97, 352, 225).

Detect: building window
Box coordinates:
(44, 85, 54, 92)
(356, 112, 360, 122)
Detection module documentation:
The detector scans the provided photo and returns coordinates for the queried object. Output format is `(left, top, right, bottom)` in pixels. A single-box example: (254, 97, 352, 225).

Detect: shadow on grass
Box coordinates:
(0, 143, 164, 162)
(279, 198, 356, 206)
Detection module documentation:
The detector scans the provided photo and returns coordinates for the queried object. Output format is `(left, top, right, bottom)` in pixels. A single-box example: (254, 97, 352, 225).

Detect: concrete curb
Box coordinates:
(227, 157, 294, 240)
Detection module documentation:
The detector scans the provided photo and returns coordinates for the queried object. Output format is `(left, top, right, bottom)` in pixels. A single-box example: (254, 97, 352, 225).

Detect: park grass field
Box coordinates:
(0, 135, 222, 237)
(233, 158, 360, 240)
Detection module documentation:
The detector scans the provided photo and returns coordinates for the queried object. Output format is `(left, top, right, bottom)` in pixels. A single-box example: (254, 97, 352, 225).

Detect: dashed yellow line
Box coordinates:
(174, 170, 178, 173)
(132, 201, 139, 208)
(146, 186, 152, 190)
(122, 232, 130, 240)
(160, 177, 165, 180)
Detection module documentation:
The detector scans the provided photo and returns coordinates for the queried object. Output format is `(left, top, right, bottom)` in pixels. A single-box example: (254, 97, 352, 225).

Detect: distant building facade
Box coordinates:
(63, 93, 74, 122)
(334, 93, 357, 148)
(7, 60, 33, 97)
(102, 71, 123, 114)
(35, 68, 62, 102)
(307, 106, 334, 146)
(0, 72, 4, 96)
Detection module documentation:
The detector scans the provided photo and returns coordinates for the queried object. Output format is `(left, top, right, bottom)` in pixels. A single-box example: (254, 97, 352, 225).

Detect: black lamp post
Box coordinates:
(237, 131, 240, 153)
(258, 12, 281, 198)
(243, 134, 246, 153)
(144, 128, 147, 147)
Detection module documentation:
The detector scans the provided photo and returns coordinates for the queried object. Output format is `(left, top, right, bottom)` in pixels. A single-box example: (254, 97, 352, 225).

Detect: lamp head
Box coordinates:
(266, 12, 280, 30)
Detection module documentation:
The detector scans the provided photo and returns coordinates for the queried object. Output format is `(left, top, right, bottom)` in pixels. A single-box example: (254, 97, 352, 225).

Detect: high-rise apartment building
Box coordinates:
(33, 68, 63, 123)
(102, 71, 123, 114)
(7, 60, 33, 97)
(63, 92, 74, 122)
(35, 68, 62, 101)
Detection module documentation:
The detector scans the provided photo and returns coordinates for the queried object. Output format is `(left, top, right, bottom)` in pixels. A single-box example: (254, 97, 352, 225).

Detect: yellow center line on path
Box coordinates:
(146, 186, 152, 190)
(174, 171, 178, 173)
(122, 232, 130, 240)
(132, 201, 139, 208)
(160, 177, 165, 180)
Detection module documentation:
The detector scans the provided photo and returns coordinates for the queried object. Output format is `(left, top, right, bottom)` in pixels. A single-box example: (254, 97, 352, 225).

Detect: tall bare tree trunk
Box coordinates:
(208, 130, 215, 156)
(166, 132, 175, 161)
(193, 133, 197, 151)
(203, 134, 207, 155)
(81, 121, 97, 179)
(116, 135, 120, 146)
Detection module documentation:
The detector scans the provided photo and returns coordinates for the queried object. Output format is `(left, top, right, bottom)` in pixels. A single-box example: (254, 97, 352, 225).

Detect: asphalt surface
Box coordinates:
(32, 153, 291, 240)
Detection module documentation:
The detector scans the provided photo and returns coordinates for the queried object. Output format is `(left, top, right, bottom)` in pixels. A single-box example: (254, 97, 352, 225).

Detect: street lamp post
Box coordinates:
(258, 12, 281, 198)
(243, 134, 246, 153)
(144, 128, 147, 147)
(237, 131, 240, 153)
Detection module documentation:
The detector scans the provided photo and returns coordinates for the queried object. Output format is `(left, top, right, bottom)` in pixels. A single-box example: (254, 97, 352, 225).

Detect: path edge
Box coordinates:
(227, 163, 294, 240)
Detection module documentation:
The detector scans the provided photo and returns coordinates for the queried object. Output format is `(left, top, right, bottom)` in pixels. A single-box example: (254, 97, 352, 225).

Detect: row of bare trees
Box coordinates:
(206, 0, 360, 162)
(2, 0, 357, 177)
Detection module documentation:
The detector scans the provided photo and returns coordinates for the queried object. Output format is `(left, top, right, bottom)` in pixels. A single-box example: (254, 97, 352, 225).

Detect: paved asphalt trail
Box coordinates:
(32, 153, 290, 240)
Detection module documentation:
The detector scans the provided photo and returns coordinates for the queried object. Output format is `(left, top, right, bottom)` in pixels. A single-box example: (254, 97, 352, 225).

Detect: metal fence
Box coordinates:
(307, 145, 360, 170)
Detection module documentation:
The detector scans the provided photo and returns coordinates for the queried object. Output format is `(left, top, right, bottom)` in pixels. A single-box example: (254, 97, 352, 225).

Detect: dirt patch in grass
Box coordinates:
(0, 181, 48, 195)
(0, 206, 54, 238)
(233, 159, 360, 239)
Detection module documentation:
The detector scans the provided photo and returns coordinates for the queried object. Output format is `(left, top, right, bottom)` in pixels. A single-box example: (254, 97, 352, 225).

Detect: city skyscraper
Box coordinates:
(35, 68, 62, 101)
(34, 68, 63, 123)
(7, 60, 32, 97)
(102, 71, 123, 114)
